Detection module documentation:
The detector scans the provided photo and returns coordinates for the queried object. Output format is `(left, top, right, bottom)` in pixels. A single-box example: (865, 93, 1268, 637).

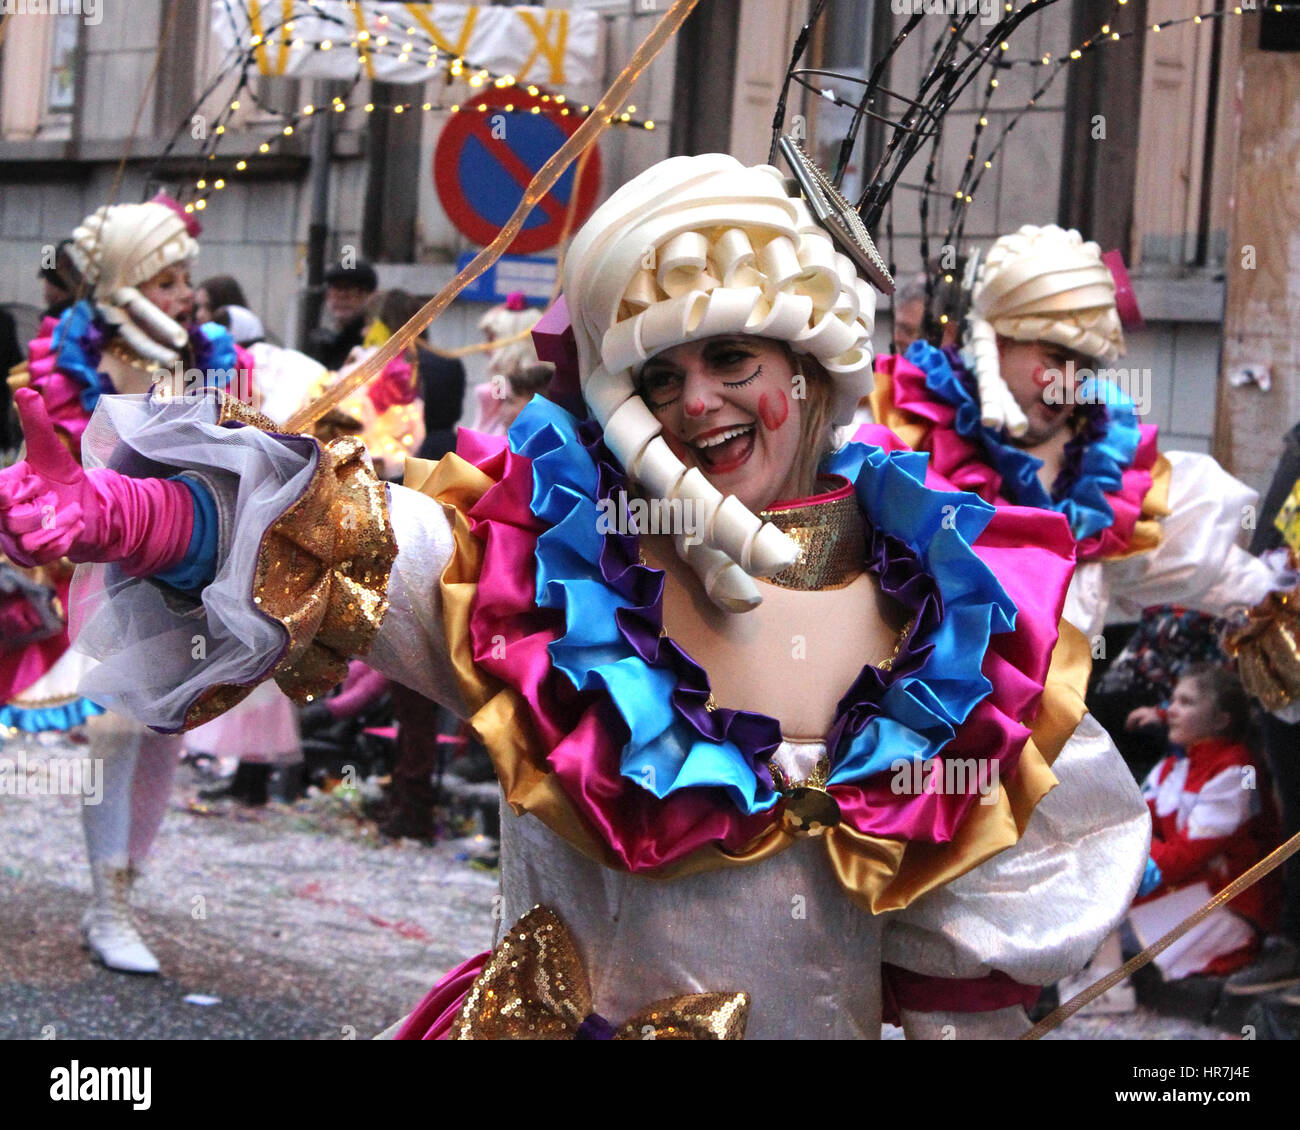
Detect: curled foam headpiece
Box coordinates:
(564, 154, 879, 611)
(967, 224, 1125, 437)
(68, 195, 200, 367)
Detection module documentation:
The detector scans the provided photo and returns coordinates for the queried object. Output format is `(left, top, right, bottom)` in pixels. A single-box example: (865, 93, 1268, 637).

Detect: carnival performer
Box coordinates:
(0, 156, 1157, 1038)
(470, 292, 544, 435)
(869, 224, 1290, 647)
(0, 195, 246, 974)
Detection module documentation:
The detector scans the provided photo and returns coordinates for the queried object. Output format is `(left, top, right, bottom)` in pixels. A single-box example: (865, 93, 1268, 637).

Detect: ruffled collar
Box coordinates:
(503, 397, 1015, 816)
(48, 300, 239, 413)
(902, 340, 1143, 542)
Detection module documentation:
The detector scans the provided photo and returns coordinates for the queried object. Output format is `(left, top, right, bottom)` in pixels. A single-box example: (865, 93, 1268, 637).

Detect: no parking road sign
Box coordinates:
(434, 88, 602, 255)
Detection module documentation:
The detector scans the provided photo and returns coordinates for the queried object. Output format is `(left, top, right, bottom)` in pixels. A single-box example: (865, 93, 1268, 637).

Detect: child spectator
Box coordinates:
(1126, 665, 1281, 980)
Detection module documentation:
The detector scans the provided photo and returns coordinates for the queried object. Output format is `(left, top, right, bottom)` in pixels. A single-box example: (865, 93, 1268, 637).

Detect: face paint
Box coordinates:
(758, 389, 789, 432)
(637, 336, 806, 512)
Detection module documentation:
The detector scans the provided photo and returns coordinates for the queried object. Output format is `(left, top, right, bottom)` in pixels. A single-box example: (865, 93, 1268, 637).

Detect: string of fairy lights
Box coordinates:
(776, 0, 1299, 324)
(166, 0, 658, 213)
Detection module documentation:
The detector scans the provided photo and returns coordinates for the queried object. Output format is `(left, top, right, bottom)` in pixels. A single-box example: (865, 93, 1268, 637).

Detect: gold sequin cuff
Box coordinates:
(1226, 576, 1300, 711)
(182, 404, 397, 727)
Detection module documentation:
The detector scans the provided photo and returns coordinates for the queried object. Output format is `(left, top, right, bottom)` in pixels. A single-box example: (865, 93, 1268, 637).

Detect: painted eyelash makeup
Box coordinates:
(724, 364, 761, 388)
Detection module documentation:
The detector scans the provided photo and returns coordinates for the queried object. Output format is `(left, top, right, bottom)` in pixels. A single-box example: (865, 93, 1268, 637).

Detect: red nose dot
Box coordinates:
(685, 399, 707, 417)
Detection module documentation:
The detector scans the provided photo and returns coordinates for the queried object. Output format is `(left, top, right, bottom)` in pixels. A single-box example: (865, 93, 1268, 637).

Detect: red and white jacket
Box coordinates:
(1137, 737, 1280, 941)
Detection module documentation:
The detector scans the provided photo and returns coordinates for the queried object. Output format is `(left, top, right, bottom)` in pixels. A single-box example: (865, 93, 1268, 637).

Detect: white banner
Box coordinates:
(212, 2, 600, 87)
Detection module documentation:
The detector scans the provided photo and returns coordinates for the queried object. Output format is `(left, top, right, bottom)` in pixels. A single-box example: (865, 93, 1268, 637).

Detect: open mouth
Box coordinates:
(689, 424, 755, 474)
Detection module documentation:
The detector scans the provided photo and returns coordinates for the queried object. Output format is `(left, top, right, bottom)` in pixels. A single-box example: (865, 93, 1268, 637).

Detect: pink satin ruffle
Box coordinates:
(394, 952, 489, 1040)
(26, 317, 92, 459)
(843, 425, 1074, 842)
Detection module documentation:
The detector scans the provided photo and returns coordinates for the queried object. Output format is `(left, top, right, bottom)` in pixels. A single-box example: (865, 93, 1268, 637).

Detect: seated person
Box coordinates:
(1126, 665, 1281, 980)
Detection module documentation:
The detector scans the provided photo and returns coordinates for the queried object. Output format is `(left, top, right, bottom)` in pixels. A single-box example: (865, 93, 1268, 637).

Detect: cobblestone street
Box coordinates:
(1, 735, 1234, 1041)
(1, 736, 497, 1040)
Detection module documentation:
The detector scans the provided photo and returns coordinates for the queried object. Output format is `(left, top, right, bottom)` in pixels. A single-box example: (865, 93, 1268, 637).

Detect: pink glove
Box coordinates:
(0, 388, 195, 575)
(366, 355, 417, 414)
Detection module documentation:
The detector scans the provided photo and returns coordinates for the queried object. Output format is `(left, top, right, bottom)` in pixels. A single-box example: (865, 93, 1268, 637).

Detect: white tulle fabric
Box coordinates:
(1061, 451, 1288, 641)
(564, 154, 879, 611)
(69, 201, 198, 367)
(68, 393, 318, 733)
(967, 224, 1125, 437)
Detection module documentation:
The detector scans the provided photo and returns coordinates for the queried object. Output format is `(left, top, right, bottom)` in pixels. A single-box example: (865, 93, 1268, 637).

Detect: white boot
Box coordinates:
(82, 861, 160, 975)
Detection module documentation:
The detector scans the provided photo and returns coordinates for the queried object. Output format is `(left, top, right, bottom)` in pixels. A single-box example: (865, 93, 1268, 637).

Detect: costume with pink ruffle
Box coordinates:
(876, 342, 1160, 561)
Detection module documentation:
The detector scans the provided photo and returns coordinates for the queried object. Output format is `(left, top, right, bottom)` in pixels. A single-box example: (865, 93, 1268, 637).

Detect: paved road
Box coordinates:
(0, 736, 1231, 1040)
(1, 737, 497, 1040)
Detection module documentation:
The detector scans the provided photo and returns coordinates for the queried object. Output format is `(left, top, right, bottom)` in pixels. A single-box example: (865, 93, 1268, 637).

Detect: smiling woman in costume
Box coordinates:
(0, 156, 1150, 1038)
(0, 194, 246, 976)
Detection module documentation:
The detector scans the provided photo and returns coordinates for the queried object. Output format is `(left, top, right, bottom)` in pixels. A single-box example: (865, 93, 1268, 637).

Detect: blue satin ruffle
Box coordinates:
(509, 397, 771, 814)
(51, 301, 115, 413)
(507, 395, 1017, 814)
(51, 303, 239, 414)
(822, 441, 1015, 784)
(0, 697, 105, 735)
(905, 339, 1142, 541)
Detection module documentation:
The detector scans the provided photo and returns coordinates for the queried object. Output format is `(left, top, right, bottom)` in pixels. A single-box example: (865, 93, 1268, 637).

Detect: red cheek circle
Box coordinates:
(684, 398, 708, 418)
(758, 390, 789, 431)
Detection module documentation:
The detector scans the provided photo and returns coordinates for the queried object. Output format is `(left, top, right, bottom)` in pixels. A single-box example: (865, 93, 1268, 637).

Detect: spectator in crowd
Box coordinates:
(471, 293, 543, 434)
(305, 260, 378, 370)
(889, 266, 964, 354)
(1125, 665, 1280, 981)
(498, 363, 555, 434)
(194, 274, 249, 325)
(1092, 604, 1233, 782)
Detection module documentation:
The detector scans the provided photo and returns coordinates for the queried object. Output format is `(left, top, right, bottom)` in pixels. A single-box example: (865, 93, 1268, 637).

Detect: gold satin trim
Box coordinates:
(453, 905, 749, 1040)
(868, 371, 929, 451)
(414, 453, 1091, 912)
(1107, 452, 1172, 561)
(758, 490, 866, 590)
(182, 397, 398, 729)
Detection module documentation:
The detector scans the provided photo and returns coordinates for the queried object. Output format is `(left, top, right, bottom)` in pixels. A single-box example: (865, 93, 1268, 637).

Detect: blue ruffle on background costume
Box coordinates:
(905, 339, 1141, 540)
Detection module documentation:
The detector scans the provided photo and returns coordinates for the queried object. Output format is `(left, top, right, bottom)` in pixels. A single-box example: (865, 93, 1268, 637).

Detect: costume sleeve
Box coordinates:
(881, 713, 1151, 996)
(1148, 766, 1253, 889)
(1104, 451, 1288, 621)
(69, 391, 466, 732)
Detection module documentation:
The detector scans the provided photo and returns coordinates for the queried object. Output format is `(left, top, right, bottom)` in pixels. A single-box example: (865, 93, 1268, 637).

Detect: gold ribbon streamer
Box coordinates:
(285, 0, 703, 434)
(413, 142, 597, 363)
(1022, 828, 1300, 1039)
(453, 905, 749, 1040)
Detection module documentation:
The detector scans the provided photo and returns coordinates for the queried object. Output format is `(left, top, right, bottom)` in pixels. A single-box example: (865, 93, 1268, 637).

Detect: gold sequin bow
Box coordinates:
(1225, 569, 1300, 712)
(452, 905, 750, 1040)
